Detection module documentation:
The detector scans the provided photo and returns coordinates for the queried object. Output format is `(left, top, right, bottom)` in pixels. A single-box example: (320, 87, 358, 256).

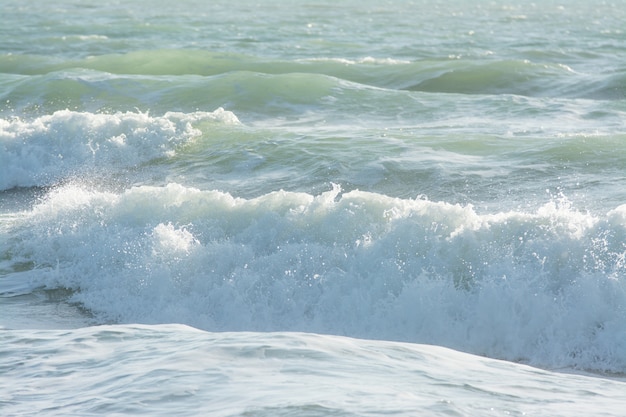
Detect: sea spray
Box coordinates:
(2, 0, 626, 414)
(4, 183, 625, 372)
(0, 109, 239, 190)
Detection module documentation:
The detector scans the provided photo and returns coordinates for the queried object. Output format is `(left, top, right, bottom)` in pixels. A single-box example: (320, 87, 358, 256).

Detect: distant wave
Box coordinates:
(1, 49, 623, 99)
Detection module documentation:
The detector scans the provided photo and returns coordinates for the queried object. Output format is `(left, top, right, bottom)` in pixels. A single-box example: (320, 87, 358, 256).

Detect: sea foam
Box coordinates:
(4, 183, 625, 372)
(0, 108, 239, 191)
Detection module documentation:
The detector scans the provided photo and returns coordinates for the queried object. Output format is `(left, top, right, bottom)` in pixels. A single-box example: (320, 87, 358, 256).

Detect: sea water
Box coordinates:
(1, 0, 626, 415)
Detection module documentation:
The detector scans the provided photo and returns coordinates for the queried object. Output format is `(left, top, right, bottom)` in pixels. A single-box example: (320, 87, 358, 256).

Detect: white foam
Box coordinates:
(0, 108, 239, 190)
(6, 183, 626, 372)
(299, 57, 412, 65)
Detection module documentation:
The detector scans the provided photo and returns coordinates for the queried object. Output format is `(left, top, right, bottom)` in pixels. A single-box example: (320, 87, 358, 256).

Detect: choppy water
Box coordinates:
(1, 0, 626, 415)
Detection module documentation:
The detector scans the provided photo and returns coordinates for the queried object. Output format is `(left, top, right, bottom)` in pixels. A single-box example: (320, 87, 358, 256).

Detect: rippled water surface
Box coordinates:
(2, 0, 626, 415)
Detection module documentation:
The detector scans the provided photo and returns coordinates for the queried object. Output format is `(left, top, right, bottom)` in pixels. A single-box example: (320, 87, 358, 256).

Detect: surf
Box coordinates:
(2, 182, 624, 372)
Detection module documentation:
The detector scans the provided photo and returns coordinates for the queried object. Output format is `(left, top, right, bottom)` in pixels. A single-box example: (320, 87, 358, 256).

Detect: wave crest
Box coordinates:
(4, 183, 626, 372)
(0, 108, 239, 190)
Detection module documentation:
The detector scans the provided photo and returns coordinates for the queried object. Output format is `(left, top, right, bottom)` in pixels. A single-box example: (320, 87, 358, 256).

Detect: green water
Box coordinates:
(1, 0, 626, 384)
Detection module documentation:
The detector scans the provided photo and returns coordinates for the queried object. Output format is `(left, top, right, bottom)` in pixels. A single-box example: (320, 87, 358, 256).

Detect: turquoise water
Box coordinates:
(2, 0, 626, 415)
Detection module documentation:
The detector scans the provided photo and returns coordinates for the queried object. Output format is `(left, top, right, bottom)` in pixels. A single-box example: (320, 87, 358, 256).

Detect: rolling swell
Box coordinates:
(2, 49, 622, 101)
(3, 102, 625, 209)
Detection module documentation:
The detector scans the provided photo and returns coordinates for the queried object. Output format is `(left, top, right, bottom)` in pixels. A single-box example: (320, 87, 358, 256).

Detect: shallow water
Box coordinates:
(3, 325, 626, 417)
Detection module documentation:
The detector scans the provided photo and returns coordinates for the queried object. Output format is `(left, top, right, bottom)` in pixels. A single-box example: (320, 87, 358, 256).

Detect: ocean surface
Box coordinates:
(1, 0, 626, 415)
